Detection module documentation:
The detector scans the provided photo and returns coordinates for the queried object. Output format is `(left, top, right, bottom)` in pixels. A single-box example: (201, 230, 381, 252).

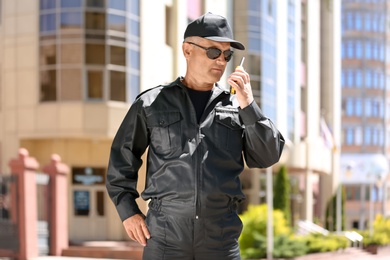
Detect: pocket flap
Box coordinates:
(146, 111, 181, 127)
(215, 108, 242, 130)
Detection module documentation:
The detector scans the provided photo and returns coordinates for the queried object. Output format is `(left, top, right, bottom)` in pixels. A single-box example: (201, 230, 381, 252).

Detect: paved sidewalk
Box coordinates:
(24, 245, 390, 260)
(294, 246, 390, 260)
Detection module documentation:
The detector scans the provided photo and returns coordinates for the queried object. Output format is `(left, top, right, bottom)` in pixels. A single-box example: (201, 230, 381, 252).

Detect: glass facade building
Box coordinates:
(246, 0, 277, 122)
(244, 0, 296, 140)
(39, 0, 140, 103)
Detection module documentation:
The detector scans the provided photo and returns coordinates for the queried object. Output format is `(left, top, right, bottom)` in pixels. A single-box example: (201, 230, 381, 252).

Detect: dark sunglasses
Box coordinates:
(187, 42, 234, 62)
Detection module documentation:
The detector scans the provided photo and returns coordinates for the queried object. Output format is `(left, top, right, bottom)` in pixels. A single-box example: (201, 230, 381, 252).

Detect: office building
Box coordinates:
(340, 0, 390, 230)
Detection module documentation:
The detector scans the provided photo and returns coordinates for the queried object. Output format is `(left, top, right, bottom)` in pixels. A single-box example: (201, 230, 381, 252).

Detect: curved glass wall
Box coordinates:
(39, 0, 140, 103)
(247, 0, 277, 122)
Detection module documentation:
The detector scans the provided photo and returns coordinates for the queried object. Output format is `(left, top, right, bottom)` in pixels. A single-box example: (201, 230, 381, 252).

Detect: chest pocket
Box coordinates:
(146, 111, 182, 154)
(214, 108, 244, 151)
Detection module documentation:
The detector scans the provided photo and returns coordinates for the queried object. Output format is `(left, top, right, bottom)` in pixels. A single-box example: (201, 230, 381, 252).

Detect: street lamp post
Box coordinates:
(266, 140, 292, 260)
(266, 166, 273, 260)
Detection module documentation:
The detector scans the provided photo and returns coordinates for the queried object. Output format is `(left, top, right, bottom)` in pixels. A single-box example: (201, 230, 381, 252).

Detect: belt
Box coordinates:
(148, 199, 238, 218)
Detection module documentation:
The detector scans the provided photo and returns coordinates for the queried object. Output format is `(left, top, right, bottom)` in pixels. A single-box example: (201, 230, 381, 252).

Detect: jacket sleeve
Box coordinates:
(239, 101, 285, 168)
(106, 100, 149, 221)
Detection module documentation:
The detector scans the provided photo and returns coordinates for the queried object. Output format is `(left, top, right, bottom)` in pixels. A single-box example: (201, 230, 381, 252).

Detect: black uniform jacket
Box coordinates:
(106, 77, 285, 221)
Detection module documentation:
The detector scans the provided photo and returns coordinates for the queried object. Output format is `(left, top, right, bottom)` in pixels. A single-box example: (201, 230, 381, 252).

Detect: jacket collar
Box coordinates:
(174, 77, 229, 97)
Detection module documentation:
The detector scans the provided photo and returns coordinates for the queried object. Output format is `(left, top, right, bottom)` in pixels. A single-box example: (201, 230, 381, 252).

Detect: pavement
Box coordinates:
(1, 245, 389, 260)
(294, 246, 390, 260)
(27, 248, 390, 260)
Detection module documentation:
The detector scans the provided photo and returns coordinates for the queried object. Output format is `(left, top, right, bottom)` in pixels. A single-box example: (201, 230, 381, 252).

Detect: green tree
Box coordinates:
(273, 165, 291, 226)
(325, 185, 345, 231)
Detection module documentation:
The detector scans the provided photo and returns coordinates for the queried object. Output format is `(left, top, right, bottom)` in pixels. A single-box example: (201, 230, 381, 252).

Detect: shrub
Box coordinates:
(239, 204, 290, 251)
(301, 233, 349, 253)
(239, 204, 306, 259)
(273, 235, 307, 258)
(240, 234, 308, 259)
(361, 214, 390, 246)
(238, 204, 350, 259)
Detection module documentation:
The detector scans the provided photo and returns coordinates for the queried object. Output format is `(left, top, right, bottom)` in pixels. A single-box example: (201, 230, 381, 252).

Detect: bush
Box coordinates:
(361, 214, 390, 247)
(239, 204, 290, 251)
(238, 204, 350, 259)
(240, 234, 308, 259)
(301, 233, 349, 253)
(273, 235, 307, 258)
(239, 204, 307, 259)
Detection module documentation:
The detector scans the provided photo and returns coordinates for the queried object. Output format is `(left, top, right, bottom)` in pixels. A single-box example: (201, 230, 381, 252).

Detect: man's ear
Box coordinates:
(182, 43, 191, 58)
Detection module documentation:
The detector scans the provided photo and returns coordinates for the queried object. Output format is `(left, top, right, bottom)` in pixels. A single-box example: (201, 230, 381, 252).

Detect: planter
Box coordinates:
(364, 244, 379, 254)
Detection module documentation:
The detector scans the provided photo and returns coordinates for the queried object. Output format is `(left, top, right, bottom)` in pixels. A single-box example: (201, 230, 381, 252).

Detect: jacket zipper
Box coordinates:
(183, 86, 228, 219)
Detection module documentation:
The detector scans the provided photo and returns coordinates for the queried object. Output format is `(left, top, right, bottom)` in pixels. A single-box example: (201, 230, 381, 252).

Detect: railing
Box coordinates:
(296, 220, 330, 236)
(338, 231, 364, 248)
(0, 175, 19, 256)
(1, 148, 70, 260)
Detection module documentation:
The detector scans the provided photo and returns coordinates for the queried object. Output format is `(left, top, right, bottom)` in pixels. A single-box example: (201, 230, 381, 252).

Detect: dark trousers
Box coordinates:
(142, 200, 242, 260)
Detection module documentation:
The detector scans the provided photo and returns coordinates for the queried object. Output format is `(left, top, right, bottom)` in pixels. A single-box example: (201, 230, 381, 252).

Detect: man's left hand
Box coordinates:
(228, 67, 254, 108)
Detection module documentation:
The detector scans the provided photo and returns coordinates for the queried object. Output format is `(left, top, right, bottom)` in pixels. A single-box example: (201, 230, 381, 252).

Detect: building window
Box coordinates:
(127, 49, 140, 70)
(355, 12, 362, 29)
(355, 127, 362, 145)
(356, 41, 362, 58)
(85, 12, 106, 30)
(346, 186, 352, 200)
(60, 11, 82, 30)
(108, 14, 126, 32)
(40, 13, 56, 32)
(356, 70, 362, 87)
(364, 13, 371, 30)
(60, 0, 82, 8)
(87, 0, 105, 8)
(365, 40, 373, 59)
(355, 98, 362, 116)
(364, 128, 372, 145)
(365, 70, 372, 88)
(345, 98, 354, 116)
(40, 44, 56, 65)
(352, 221, 359, 229)
(40, 0, 56, 10)
(110, 46, 126, 66)
(108, 0, 126, 10)
(347, 41, 354, 58)
(110, 71, 126, 102)
(345, 128, 354, 145)
(87, 71, 103, 99)
(346, 12, 353, 30)
(40, 70, 57, 101)
(86, 44, 105, 65)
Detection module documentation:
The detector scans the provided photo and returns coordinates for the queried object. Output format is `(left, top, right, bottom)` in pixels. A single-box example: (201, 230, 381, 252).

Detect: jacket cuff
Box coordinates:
(116, 196, 143, 222)
(239, 101, 265, 125)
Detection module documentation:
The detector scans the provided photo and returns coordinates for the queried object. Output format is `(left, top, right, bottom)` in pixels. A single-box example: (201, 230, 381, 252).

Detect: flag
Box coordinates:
(320, 117, 337, 152)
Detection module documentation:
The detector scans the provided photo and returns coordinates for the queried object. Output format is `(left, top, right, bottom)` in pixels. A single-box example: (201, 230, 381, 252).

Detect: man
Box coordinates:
(106, 12, 284, 260)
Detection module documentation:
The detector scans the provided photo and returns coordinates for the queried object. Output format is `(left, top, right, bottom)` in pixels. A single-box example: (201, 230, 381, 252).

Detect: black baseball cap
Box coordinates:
(184, 12, 245, 50)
